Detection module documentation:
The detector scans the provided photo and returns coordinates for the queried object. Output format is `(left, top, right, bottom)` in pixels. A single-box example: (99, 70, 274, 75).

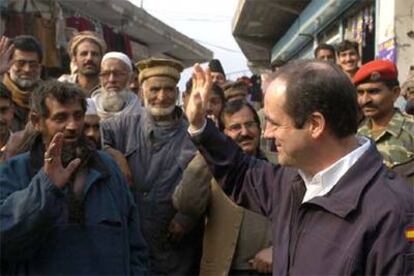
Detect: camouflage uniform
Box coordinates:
(358, 109, 414, 168)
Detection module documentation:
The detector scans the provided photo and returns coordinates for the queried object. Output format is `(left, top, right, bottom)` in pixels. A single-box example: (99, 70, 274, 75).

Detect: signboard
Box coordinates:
(378, 37, 396, 62)
(376, 0, 396, 62)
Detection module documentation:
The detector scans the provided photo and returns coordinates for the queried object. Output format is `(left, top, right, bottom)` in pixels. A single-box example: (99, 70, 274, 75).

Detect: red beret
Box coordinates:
(352, 59, 398, 85)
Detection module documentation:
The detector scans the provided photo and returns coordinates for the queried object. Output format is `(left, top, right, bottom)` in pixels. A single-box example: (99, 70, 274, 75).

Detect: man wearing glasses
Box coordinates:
(91, 52, 141, 121)
(174, 99, 273, 275)
(1, 35, 42, 131)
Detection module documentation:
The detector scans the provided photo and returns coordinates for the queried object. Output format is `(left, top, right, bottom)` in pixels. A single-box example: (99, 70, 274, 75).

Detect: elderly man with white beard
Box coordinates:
(91, 52, 141, 120)
(101, 58, 203, 275)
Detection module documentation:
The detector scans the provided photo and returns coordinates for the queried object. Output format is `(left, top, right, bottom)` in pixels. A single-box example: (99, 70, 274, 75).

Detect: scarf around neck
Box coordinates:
(2, 73, 33, 110)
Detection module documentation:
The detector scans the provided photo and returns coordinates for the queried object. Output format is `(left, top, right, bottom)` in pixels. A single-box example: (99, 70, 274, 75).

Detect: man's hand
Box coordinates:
(248, 246, 273, 273)
(185, 64, 213, 131)
(105, 146, 133, 187)
(44, 133, 81, 189)
(0, 36, 14, 75)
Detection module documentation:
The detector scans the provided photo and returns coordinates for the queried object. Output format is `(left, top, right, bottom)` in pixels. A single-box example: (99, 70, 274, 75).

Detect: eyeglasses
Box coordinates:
(226, 121, 258, 132)
(13, 60, 40, 69)
(99, 70, 129, 79)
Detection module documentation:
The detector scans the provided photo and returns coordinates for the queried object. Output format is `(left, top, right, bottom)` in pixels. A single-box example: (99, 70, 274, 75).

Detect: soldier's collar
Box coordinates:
(383, 109, 404, 138)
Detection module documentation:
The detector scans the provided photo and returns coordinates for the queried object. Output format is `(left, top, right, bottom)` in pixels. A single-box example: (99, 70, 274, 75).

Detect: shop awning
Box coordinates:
(270, 0, 358, 63)
(232, 0, 310, 71)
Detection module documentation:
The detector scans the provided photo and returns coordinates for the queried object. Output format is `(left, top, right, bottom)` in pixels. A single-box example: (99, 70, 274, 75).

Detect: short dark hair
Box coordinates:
(383, 79, 400, 90)
(12, 35, 43, 62)
(185, 78, 225, 103)
(0, 82, 12, 101)
(274, 59, 359, 138)
(336, 40, 359, 55)
(314, 43, 335, 58)
(31, 80, 87, 118)
(220, 99, 260, 131)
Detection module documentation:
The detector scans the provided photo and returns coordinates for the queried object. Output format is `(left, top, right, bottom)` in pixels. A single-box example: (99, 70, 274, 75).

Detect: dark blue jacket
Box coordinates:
(102, 108, 203, 275)
(0, 146, 148, 275)
(193, 119, 414, 275)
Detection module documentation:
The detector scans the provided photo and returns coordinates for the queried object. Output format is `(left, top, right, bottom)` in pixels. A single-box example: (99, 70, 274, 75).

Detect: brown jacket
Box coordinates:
(173, 153, 272, 276)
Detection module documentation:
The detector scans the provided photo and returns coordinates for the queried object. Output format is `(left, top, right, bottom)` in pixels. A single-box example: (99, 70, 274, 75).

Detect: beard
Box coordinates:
(144, 98, 175, 117)
(61, 135, 93, 168)
(10, 71, 40, 89)
(101, 89, 129, 112)
(78, 62, 99, 77)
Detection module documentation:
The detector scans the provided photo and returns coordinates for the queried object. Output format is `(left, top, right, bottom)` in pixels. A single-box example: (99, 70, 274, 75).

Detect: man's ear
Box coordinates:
(30, 112, 42, 131)
(307, 112, 325, 139)
(392, 86, 401, 102)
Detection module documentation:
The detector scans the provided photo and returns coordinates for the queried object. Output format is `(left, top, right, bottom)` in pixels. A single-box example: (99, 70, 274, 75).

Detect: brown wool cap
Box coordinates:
(137, 58, 184, 84)
(223, 81, 248, 100)
(68, 31, 107, 58)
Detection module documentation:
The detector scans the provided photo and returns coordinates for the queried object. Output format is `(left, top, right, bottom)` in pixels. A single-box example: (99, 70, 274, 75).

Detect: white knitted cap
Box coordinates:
(101, 51, 132, 71)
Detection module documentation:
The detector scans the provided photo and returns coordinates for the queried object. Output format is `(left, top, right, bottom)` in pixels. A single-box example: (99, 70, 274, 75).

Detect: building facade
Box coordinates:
(233, 0, 414, 82)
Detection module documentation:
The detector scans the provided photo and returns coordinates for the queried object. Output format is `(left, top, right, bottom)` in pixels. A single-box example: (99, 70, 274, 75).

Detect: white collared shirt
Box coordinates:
(299, 136, 371, 203)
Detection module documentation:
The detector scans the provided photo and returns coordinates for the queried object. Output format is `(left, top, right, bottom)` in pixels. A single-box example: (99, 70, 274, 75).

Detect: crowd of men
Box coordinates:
(0, 31, 413, 276)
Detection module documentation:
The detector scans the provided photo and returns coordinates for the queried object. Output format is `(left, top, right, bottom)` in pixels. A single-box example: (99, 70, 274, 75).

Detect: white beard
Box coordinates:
(101, 89, 129, 113)
(144, 98, 175, 117)
(10, 71, 40, 89)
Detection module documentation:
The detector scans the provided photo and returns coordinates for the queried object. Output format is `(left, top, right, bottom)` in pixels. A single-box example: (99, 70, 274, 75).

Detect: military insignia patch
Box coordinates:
(370, 71, 381, 81)
(406, 227, 414, 241)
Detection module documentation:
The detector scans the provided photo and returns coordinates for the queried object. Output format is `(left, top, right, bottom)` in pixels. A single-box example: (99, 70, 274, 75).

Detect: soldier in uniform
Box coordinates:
(354, 59, 414, 183)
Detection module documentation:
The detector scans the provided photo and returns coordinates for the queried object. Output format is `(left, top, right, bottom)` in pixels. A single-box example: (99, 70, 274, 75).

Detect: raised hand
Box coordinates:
(0, 36, 14, 75)
(44, 133, 81, 188)
(185, 63, 213, 131)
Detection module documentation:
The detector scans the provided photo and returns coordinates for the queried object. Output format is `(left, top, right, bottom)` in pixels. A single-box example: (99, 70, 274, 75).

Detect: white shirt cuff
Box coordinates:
(188, 119, 207, 137)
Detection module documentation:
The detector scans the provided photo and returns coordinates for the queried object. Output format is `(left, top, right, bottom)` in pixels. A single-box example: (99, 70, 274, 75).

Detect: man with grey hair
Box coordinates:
(91, 52, 141, 120)
(101, 58, 203, 275)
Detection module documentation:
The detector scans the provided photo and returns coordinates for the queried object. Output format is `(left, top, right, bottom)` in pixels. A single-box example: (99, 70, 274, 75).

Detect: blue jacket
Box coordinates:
(0, 146, 148, 275)
(193, 119, 414, 275)
(102, 108, 203, 275)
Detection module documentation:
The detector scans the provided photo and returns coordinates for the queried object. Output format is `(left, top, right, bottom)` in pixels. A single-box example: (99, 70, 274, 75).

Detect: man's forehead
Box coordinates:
(227, 106, 254, 122)
(84, 114, 100, 123)
(265, 77, 287, 96)
(13, 49, 39, 60)
(146, 76, 177, 86)
(339, 48, 358, 55)
(77, 40, 100, 51)
(356, 81, 387, 89)
(45, 97, 83, 112)
(101, 59, 129, 71)
(318, 49, 334, 55)
(264, 81, 286, 114)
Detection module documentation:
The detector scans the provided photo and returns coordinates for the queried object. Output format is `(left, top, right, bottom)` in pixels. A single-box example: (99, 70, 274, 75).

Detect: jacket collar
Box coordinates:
(142, 106, 187, 148)
(361, 109, 404, 140)
(303, 143, 384, 218)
